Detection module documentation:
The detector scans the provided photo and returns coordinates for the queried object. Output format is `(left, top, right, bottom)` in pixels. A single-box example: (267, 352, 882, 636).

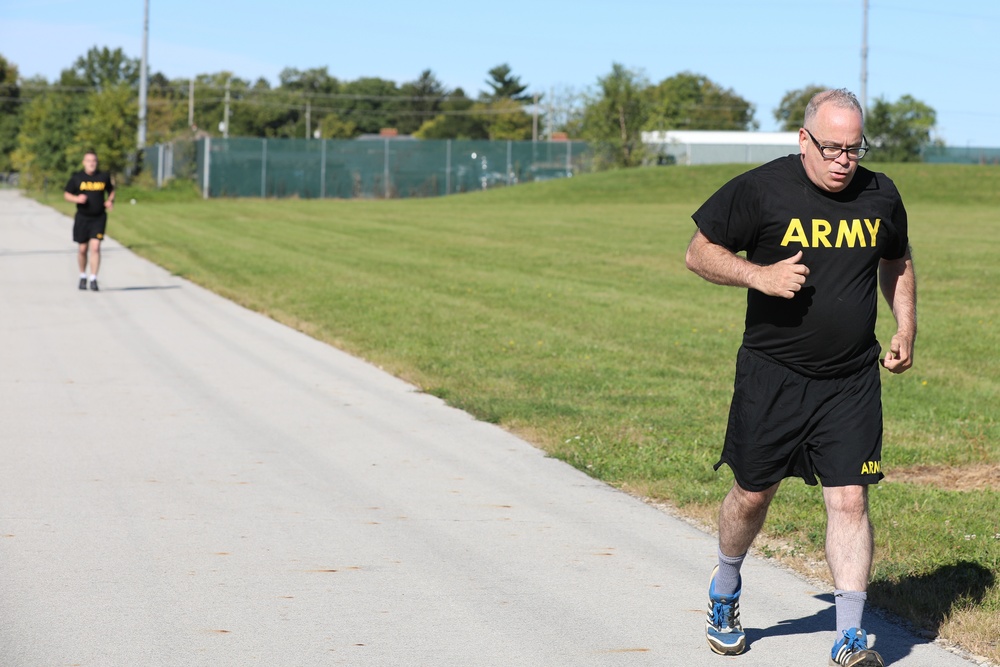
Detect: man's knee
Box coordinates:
(729, 481, 779, 513)
(824, 485, 869, 518)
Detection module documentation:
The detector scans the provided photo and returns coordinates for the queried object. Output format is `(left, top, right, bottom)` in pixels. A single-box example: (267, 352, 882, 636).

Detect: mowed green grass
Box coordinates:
(45, 164, 999, 655)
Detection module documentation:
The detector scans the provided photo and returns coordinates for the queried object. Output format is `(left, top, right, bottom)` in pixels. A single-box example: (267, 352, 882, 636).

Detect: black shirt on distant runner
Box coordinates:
(692, 154, 909, 379)
(64, 170, 114, 218)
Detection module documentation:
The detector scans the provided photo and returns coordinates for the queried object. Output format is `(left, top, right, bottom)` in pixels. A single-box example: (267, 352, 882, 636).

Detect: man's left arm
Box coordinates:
(104, 175, 115, 210)
(879, 246, 917, 373)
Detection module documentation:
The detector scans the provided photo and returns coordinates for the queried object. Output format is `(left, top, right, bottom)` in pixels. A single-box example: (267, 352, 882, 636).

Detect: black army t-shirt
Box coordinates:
(692, 154, 908, 378)
(64, 170, 114, 218)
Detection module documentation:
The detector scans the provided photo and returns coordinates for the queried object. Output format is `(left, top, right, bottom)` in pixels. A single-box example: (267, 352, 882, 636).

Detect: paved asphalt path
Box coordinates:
(0, 190, 978, 666)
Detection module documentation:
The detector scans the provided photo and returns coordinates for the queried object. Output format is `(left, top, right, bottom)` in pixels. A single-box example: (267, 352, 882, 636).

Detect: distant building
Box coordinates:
(642, 130, 799, 165)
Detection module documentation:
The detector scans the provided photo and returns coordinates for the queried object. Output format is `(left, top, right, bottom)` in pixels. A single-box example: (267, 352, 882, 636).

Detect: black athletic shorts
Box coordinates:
(73, 213, 107, 244)
(714, 346, 884, 491)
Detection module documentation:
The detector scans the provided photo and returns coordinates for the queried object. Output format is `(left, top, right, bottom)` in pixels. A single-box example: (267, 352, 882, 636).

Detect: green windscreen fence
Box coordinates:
(147, 137, 592, 199)
(921, 145, 1000, 165)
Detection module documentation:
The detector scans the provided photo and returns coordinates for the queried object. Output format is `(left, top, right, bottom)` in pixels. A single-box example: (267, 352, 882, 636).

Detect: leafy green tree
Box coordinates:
(338, 77, 402, 135)
(243, 76, 311, 138)
(579, 63, 650, 168)
(865, 95, 937, 162)
(62, 46, 139, 89)
(272, 67, 341, 137)
(413, 89, 488, 139)
(12, 86, 86, 187)
(483, 64, 530, 102)
(66, 84, 138, 176)
(476, 98, 533, 140)
(279, 66, 339, 95)
(644, 72, 757, 131)
(189, 72, 255, 136)
(774, 84, 828, 131)
(143, 72, 195, 143)
(317, 114, 357, 139)
(0, 54, 21, 172)
(398, 69, 447, 135)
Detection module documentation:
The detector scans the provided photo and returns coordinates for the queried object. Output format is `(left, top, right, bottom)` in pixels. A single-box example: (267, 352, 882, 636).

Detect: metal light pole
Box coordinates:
(223, 77, 231, 138)
(137, 0, 149, 149)
(861, 0, 868, 114)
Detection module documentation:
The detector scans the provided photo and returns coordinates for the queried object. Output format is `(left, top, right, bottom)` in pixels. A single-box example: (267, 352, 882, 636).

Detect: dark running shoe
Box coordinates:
(89, 279, 99, 292)
(79, 277, 87, 290)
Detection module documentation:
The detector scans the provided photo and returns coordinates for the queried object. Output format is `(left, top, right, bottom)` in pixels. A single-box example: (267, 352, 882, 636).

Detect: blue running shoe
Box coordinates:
(706, 565, 746, 655)
(830, 628, 884, 666)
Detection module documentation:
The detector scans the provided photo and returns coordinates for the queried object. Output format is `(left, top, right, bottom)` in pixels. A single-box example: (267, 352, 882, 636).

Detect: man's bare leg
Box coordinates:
(87, 238, 101, 278)
(714, 481, 780, 595)
(824, 485, 873, 636)
(706, 481, 780, 656)
(77, 243, 88, 274)
(719, 481, 780, 557)
(824, 485, 872, 589)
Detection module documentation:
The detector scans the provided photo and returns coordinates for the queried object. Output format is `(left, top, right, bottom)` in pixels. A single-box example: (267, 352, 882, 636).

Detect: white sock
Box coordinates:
(80, 273, 87, 279)
(89, 274, 97, 282)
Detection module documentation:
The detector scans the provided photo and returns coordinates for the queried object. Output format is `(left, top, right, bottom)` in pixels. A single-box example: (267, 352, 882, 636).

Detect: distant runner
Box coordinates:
(686, 88, 917, 667)
(64, 150, 114, 291)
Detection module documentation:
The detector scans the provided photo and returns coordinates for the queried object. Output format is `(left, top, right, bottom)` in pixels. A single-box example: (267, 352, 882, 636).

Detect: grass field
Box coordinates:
(38, 164, 999, 661)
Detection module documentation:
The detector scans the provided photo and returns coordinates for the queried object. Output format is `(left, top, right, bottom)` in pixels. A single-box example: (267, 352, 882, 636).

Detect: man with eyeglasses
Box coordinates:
(685, 88, 916, 667)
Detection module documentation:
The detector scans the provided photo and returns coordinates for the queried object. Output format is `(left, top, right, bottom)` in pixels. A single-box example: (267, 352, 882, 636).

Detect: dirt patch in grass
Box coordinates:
(887, 464, 1000, 492)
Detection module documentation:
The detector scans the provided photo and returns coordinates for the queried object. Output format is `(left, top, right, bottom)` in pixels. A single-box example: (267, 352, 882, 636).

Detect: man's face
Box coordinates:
(798, 104, 864, 193)
(82, 153, 98, 174)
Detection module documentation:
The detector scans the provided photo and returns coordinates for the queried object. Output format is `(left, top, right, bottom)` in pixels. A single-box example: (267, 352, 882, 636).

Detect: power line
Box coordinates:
(871, 1, 1000, 22)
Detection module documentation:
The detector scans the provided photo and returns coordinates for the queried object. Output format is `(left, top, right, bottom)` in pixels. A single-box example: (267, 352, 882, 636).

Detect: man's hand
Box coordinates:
(104, 199, 114, 210)
(753, 251, 810, 299)
(76, 193, 88, 204)
(882, 332, 914, 373)
(879, 250, 917, 375)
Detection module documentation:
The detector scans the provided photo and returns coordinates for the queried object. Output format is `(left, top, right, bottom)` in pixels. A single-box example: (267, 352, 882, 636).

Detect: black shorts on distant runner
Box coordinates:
(714, 346, 884, 491)
(73, 213, 107, 244)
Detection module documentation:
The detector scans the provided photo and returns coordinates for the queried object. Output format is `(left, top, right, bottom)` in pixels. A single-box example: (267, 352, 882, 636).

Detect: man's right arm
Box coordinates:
(685, 229, 810, 300)
(63, 177, 85, 204)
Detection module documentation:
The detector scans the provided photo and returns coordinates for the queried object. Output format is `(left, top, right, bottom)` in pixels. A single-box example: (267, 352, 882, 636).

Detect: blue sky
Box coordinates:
(2, 0, 998, 146)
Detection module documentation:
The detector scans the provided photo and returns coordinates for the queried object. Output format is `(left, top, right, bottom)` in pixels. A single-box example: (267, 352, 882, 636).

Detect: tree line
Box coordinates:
(0, 48, 939, 187)
(579, 66, 940, 168)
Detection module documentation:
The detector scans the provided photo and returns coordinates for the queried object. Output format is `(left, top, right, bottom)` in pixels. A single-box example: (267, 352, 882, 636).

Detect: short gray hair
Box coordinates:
(803, 88, 863, 128)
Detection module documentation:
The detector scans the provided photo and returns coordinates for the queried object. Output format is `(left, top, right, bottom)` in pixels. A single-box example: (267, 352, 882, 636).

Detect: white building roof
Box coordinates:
(642, 130, 799, 145)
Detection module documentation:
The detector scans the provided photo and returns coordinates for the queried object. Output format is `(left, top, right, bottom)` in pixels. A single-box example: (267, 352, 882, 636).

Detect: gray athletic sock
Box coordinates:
(834, 590, 867, 634)
(714, 548, 746, 597)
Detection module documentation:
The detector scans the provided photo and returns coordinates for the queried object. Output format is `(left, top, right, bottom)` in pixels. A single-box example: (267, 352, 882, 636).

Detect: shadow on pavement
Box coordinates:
(0, 247, 125, 257)
(101, 285, 183, 292)
(745, 561, 995, 664)
(745, 594, 835, 655)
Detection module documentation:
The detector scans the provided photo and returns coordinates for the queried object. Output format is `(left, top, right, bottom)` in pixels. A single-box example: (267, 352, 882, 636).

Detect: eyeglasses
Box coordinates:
(804, 129, 869, 161)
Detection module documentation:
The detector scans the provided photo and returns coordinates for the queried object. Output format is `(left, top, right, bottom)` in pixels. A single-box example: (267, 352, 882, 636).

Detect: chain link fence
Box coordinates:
(141, 136, 1000, 199)
(144, 137, 592, 199)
